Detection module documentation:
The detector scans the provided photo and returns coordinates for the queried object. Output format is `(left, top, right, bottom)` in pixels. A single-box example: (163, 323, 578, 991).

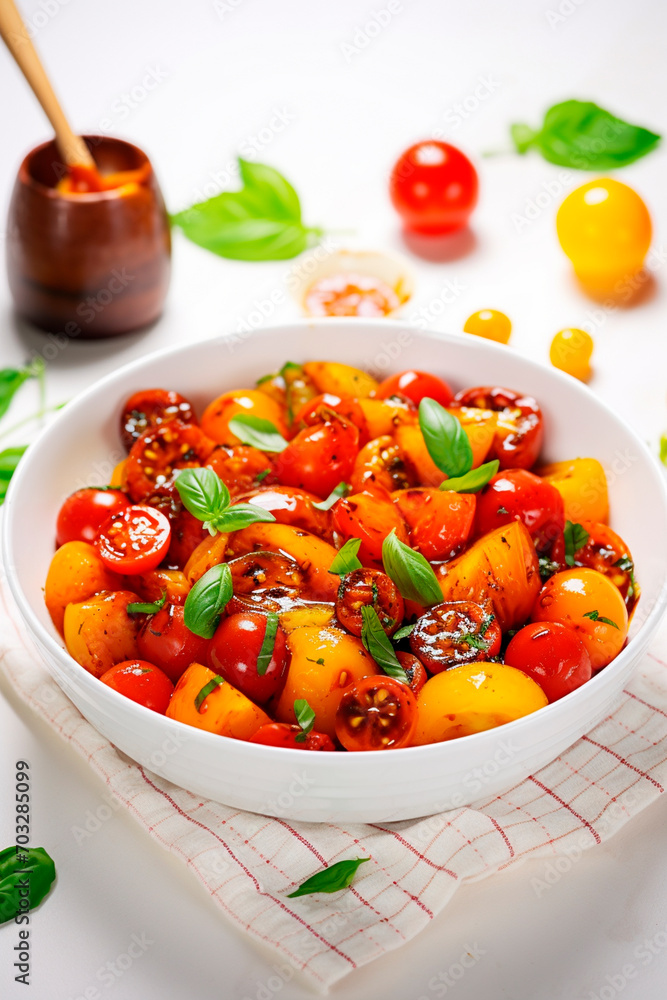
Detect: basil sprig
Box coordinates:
(360, 606, 409, 684)
(171, 158, 323, 261)
(439, 460, 499, 494)
(312, 482, 351, 511)
(195, 675, 225, 712)
(418, 398, 472, 478)
(228, 415, 288, 453)
(328, 538, 363, 576)
(382, 530, 442, 608)
(564, 520, 589, 566)
(287, 857, 370, 898)
(583, 610, 619, 629)
(0, 846, 56, 924)
(256, 613, 280, 676)
(294, 698, 316, 743)
(127, 590, 167, 616)
(184, 563, 233, 638)
(175, 467, 275, 534)
(509, 100, 660, 169)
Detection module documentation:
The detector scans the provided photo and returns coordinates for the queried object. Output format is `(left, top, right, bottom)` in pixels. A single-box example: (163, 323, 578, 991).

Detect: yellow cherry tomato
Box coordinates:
(166, 663, 270, 739)
(549, 328, 594, 381)
(463, 309, 512, 345)
(538, 458, 609, 524)
(556, 179, 652, 291)
(200, 389, 288, 445)
(531, 567, 628, 671)
(414, 662, 547, 745)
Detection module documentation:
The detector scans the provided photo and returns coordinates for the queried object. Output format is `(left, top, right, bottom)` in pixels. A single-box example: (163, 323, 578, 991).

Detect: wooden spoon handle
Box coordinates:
(0, 0, 94, 167)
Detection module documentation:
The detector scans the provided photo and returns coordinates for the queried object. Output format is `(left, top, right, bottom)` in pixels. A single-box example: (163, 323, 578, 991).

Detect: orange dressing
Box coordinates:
(304, 272, 400, 318)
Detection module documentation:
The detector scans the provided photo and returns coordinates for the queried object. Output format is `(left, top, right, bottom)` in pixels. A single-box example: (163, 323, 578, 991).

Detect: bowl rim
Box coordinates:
(4, 318, 667, 763)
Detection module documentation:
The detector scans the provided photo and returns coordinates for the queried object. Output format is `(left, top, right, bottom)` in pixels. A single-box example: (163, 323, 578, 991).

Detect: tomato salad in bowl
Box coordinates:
(43, 359, 637, 755)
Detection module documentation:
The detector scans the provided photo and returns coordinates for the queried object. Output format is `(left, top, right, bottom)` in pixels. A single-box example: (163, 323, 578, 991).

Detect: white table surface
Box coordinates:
(1, 0, 667, 996)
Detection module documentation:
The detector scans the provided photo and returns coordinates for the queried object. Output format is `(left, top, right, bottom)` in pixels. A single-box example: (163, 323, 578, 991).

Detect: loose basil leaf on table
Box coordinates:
(287, 857, 370, 898)
(509, 100, 661, 169)
(382, 529, 443, 608)
(439, 460, 499, 494)
(418, 398, 472, 478)
(184, 563, 233, 638)
(360, 606, 409, 684)
(328, 537, 363, 576)
(170, 158, 323, 261)
(228, 415, 288, 453)
(0, 846, 56, 924)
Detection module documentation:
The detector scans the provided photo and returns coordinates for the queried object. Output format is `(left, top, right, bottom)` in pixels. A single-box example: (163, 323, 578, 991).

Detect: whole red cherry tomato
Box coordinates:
(335, 675, 418, 750)
(249, 723, 335, 751)
(454, 387, 543, 469)
(335, 568, 404, 636)
(389, 141, 478, 234)
(409, 601, 501, 673)
(393, 488, 476, 562)
(332, 489, 409, 567)
(125, 421, 215, 502)
(293, 393, 369, 444)
(137, 604, 210, 684)
(56, 488, 129, 547)
(208, 612, 290, 705)
(275, 416, 359, 498)
(99, 659, 174, 714)
(96, 505, 171, 574)
(205, 444, 273, 495)
(505, 622, 592, 702)
(475, 469, 564, 553)
(375, 370, 453, 408)
(120, 389, 196, 451)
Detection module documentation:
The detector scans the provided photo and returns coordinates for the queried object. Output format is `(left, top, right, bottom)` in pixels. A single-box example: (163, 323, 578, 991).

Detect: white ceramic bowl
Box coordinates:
(4, 321, 667, 822)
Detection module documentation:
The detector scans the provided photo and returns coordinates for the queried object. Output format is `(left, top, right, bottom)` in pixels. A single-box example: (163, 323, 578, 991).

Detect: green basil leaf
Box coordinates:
(256, 613, 280, 676)
(382, 530, 442, 607)
(127, 591, 167, 616)
(228, 415, 287, 453)
(312, 482, 351, 511)
(0, 360, 43, 422)
(175, 467, 230, 525)
(171, 158, 322, 261)
(184, 563, 233, 638)
(392, 623, 415, 641)
(328, 538, 363, 576)
(194, 675, 225, 712)
(614, 556, 633, 573)
(439, 460, 499, 494)
(0, 446, 28, 504)
(287, 857, 370, 898)
(212, 503, 276, 533)
(564, 520, 590, 567)
(510, 100, 661, 169)
(360, 606, 409, 683)
(418, 398, 472, 478)
(0, 846, 56, 923)
(293, 698, 316, 742)
(583, 609, 619, 629)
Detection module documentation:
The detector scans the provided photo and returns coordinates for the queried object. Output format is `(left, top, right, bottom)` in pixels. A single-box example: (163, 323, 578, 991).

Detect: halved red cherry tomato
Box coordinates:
(505, 622, 591, 702)
(475, 469, 564, 553)
(208, 612, 290, 705)
(573, 521, 638, 610)
(125, 421, 215, 502)
(335, 568, 404, 636)
(99, 659, 174, 714)
(137, 604, 210, 684)
(56, 488, 130, 547)
(249, 723, 335, 751)
(389, 141, 478, 234)
(275, 416, 359, 497)
(393, 488, 476, 562)
(375, 370, 453, 408)
(205, 444, 274, 494)
(293, 394, 369, 444)
(454, 387, 543, 469)
(96, 505, 171, 574)
(335, 675, 418, 750)
(120, 389, 196, 451)
(227, 551, 303, 595)
(332, 489, 409, 567)
(395, 651, 428, 695)
(409, 601, 501, 673)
